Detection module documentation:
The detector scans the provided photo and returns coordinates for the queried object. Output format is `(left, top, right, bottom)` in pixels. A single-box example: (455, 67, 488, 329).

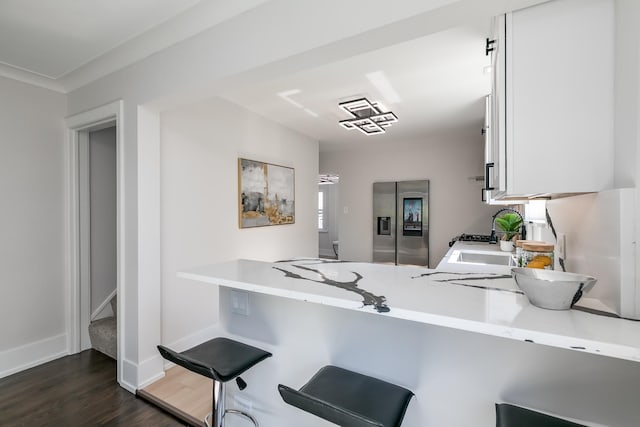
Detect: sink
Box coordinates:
(449, 250, 516, 266)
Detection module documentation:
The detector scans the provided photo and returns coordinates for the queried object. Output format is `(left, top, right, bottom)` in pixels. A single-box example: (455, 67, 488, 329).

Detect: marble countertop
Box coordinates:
(179, 255, 640, 363)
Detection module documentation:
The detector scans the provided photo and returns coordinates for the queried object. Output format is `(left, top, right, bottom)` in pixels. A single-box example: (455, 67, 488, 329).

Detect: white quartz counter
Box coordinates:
(179, 256, 640, 363)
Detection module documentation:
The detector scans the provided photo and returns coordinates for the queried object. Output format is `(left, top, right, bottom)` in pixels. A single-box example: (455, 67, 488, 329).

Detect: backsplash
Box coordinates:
(545, 189, 636, 319)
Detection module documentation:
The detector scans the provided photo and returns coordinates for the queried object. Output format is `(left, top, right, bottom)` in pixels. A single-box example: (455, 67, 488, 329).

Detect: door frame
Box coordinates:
(65, 100, 125, 385)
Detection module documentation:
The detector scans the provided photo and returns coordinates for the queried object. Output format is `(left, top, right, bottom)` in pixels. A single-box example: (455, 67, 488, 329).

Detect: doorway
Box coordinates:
(79, 126, 117, 355)
(65, 100, 124, 386)
(318, 174, 339, 259)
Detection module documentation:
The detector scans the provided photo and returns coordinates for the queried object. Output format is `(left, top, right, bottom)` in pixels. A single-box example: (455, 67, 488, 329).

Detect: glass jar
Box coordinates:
(522, 242, 555, 270)
(515, 240, 545, 267)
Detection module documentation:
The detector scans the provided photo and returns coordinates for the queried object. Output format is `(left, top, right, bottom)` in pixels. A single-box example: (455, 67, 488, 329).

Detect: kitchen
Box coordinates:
(167, 0, 640, 425)
(2, 0, 640, 426)
(206, 1, 639, 426)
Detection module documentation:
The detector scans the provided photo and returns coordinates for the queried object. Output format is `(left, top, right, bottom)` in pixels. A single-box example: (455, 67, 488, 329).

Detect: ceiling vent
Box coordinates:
(338, 97, 398, 135)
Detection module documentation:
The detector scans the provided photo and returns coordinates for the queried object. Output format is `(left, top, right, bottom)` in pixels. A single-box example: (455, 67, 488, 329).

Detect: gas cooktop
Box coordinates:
(459, 233, 493, 242)
(449, 233, 494, 247)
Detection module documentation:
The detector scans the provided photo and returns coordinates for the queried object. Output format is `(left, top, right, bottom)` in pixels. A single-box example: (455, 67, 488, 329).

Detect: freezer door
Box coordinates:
(396, 180, 429, 267)
(372, 182, 397, 264)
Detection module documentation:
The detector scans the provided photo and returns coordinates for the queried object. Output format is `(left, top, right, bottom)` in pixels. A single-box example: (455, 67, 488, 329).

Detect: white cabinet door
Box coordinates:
(490, 0, 614, 198)
(485, 15, 515, 204)
(483, 94, 492, 202)
(490, 14, 506, 196)
(484, 92, 520, 205)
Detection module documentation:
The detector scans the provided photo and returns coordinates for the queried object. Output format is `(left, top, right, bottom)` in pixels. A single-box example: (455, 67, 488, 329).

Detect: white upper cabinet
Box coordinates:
(486, 0, 614, 199)
(483, 93, 516, 205)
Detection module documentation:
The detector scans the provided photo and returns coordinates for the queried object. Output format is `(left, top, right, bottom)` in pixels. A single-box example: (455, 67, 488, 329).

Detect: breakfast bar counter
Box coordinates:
(178, 257, 640, 363)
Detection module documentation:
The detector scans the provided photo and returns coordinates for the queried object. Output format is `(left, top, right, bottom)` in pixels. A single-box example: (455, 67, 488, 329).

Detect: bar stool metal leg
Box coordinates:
(216, 381, 224, 427)
(225, 409, 259, 427)
(204, 380, 225, 427)
(205, 381, 259, 427)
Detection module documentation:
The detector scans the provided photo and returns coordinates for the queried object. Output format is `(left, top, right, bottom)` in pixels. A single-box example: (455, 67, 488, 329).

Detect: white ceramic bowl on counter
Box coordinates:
(511, 268, 597, 310)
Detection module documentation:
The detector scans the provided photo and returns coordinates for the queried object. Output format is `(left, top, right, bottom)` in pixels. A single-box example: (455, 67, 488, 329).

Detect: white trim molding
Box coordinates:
(120, 358, 138, 394)
(65, 100, 125, 388)
(0, 63, 65, 93)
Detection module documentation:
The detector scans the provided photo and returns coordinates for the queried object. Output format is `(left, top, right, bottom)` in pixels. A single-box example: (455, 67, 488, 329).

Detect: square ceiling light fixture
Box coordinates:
(338, 97, 398, 135)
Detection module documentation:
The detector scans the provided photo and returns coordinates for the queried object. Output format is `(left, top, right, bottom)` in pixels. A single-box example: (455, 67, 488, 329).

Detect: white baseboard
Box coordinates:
(137, 353, 165, 389)
(0, 333, 68, 379)
(120, 358, 138, 393)
(138, 369, 165, 390)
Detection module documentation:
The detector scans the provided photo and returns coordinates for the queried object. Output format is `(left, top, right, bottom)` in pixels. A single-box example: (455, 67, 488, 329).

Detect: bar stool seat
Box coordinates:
(496, 403, 586, 427)
(158, 337, 271, 427)
(278, 365, 414, 427)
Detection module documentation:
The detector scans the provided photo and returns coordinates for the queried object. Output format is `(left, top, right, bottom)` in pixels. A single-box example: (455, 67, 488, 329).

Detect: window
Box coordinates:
(318, 189, 327, 232)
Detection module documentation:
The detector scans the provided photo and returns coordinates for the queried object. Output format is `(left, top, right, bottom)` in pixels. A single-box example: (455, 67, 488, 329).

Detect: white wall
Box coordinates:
(89, 127, 117, 315)
(0, 77, 67, 377)
(320, 128, 497, 267)
(545, 189, 637, 318)
(160, 97, 318, 347)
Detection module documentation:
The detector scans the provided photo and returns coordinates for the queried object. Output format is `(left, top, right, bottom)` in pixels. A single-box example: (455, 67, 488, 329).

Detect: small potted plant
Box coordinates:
(495, 212, 523, 252)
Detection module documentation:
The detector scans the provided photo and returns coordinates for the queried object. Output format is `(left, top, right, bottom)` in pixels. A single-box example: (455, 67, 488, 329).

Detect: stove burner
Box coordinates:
(459, 233, 493, 243)
(449, 233, 494, 247)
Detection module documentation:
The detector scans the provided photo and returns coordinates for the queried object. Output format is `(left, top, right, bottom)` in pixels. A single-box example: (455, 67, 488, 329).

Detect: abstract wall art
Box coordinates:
(238, 158, 295, 228)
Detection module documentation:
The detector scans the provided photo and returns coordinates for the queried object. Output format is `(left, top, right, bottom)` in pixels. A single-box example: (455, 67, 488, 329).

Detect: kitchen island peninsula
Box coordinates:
(178, 258, 640, 426)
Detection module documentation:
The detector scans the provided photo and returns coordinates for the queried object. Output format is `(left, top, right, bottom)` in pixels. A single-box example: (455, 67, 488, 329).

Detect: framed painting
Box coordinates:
(238, 158, 295, 228)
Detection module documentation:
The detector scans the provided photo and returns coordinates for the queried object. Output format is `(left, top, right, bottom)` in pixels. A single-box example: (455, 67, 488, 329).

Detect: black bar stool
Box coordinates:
(157, 337, 272, 427)
(496, 403, 586, 427)
(278, 365, 414, 427)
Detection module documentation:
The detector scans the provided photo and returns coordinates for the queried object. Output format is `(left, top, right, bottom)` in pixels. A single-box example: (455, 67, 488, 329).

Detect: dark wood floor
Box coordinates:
(0, 349, 186, 426)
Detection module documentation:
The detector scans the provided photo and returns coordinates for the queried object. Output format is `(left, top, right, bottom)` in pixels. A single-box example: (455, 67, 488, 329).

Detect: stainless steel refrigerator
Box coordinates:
(373, 180, 429, 267)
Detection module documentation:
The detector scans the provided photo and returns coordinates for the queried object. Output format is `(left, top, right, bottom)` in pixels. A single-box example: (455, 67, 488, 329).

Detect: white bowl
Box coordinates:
(511, 268, 597, 310)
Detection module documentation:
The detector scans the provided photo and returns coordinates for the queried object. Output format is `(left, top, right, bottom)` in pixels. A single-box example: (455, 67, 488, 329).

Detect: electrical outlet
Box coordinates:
(231, 290, 249, 316)
(557, 233, 566, 260)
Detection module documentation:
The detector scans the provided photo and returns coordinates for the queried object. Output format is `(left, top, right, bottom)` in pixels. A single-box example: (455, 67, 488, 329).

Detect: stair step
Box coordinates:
(89, 316, 117, 360)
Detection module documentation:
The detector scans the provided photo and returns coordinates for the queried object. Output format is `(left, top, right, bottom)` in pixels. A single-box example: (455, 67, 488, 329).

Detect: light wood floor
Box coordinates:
(139, 366, 212, 427)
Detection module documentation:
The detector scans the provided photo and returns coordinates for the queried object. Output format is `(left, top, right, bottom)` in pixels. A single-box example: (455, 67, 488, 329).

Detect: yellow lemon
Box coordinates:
(526, 261, 545, 269)
(532, 255, 552, 266)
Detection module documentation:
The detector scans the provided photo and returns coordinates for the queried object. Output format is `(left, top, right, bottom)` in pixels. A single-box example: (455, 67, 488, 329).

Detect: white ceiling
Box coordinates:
(219, 25, 492, 151)
(0, 0, 492, 151)
(0, 0, 267, 90)
(0, 0, 202, 78)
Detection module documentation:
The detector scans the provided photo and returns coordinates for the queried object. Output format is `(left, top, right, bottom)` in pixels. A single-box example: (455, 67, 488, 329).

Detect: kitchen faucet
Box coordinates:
(489, 208, 525, 244)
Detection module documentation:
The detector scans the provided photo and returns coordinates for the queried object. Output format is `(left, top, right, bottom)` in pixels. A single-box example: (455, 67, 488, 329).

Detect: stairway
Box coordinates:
(88, 295, 117, 360)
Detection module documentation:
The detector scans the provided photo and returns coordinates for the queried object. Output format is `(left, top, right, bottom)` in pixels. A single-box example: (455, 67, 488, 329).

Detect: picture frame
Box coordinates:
(238, 158, 295, 228)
